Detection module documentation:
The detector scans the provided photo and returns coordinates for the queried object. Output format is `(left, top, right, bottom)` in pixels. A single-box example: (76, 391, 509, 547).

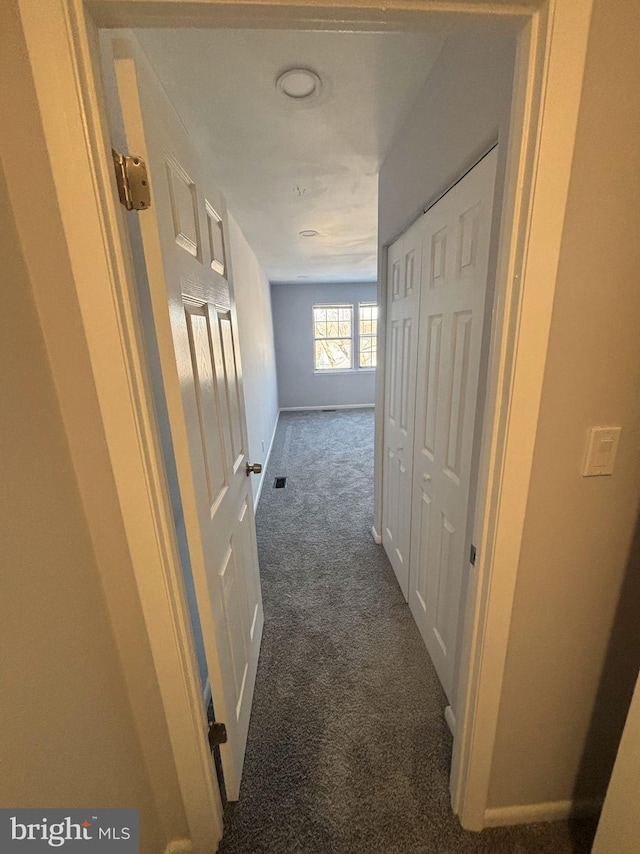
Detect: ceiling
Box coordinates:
(133, 28, 447, 284)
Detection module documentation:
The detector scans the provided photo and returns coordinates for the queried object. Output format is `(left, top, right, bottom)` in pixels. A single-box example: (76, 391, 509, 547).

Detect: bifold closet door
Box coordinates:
(408, 149, 498, 702)
(381, 218, 422, 600)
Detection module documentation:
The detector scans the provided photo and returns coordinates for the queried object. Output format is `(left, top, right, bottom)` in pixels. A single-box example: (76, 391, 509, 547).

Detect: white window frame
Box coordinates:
(312, 301, 378, 373)
(358, 302, 378, 370)
(312, 303, 354, 372)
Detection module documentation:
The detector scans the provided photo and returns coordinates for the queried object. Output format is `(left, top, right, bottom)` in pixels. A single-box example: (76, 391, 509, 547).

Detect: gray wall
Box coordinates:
(271, 281, 377, 409)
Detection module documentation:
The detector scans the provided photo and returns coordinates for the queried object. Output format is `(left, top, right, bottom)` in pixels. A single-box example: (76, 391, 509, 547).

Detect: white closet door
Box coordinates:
(382, 219, 421, 600)
(408, 149, 498, 702)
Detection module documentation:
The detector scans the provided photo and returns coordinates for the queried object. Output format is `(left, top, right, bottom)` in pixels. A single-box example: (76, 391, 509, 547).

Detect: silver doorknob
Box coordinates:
(246, 462, 263, 476)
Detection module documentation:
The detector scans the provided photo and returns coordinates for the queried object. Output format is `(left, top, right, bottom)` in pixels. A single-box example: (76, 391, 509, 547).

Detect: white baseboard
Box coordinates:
(444, 705, 456, 735)
(279, 404, 375, 412)
(371, 526, 382, 544)
(163, 840, 193, 854)
(254, 411, 280, 509)
(484, 797, 603, 828)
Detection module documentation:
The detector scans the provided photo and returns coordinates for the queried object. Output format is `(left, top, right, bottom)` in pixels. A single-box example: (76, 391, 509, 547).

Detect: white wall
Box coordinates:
(377, 6, 640, 819)
(228, 213, 280, 505)
(374, 25, 516, 542)
(379, 26, 516, 246)
(271, 281, 377, 409)
(1, 6, 187, 848)
(0, 158, 175, 852)
(376, 23, 516, 706)
(487, 0, 640, 813)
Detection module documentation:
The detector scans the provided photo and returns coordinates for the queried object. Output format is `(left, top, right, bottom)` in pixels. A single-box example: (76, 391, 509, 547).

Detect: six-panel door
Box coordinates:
(110, 37, 264, 800)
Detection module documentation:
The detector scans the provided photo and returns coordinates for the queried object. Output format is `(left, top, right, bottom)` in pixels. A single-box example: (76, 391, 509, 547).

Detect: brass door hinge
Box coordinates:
(112, 149, 151, 211)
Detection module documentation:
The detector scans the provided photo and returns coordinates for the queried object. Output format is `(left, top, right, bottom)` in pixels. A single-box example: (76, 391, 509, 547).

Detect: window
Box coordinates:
(313, 302, 378, 371)
(313, 304, 353, 370)
(358, 303, 378, 368)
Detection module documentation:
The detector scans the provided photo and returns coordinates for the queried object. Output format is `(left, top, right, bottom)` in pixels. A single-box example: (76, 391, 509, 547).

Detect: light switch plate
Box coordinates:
(582, 427, 621, 477)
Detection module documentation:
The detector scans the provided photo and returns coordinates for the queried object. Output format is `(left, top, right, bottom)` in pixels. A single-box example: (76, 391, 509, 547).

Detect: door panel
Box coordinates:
(423, 314, 442, 457)
(408, 149, 497, 702)
(382, 219, 421, 598)
(400, 318, 413, 432)
(387, 319, 399, 420)
(415, 488, 432, 611)
(446, 310, 473, 480)
(108, 36, 263, 799)
(219, 311, 245, 470)
(184, 303, 228, 507)
(238, 496, 261, 643)
(218, 541, 249, 713)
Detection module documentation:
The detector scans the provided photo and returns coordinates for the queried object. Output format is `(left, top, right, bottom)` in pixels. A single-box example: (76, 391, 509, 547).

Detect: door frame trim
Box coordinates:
(15, 0, 593, 844)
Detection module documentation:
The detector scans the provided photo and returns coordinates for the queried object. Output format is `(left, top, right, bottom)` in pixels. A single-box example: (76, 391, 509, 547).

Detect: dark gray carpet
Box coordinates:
(219, 410, 596, 853)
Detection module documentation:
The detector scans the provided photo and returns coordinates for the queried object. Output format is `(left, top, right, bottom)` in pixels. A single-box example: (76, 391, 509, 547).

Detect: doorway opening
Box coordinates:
(23, 0, 595, 847)
(98, 17, 514, 840)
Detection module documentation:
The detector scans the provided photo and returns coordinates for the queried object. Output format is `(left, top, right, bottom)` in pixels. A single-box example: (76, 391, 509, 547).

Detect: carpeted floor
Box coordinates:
(218, 410, 596, 853)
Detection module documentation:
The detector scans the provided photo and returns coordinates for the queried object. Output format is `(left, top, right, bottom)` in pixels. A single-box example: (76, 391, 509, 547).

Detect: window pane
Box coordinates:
(360, 352, 373, 368)
(313, 305, 353, 369)
(315, 339, 352, 370)
(358, 303, 377, 368)
(326, 320, 339, 337)
(359, 336, 377, 368)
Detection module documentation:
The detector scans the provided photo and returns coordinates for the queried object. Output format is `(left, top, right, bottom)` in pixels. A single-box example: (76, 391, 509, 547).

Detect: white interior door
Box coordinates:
(382, 219, 421, 599)
(107, 35, 263, 799)
(408, 149, 497, 702)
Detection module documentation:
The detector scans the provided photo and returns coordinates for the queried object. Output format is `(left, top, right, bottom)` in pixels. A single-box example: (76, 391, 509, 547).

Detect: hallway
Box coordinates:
(219, 410, 594, 853)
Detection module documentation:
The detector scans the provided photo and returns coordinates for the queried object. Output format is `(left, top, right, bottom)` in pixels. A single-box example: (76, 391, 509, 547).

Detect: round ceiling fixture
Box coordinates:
(276, 68, 322, 102)
(299, 230, 319, 238)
